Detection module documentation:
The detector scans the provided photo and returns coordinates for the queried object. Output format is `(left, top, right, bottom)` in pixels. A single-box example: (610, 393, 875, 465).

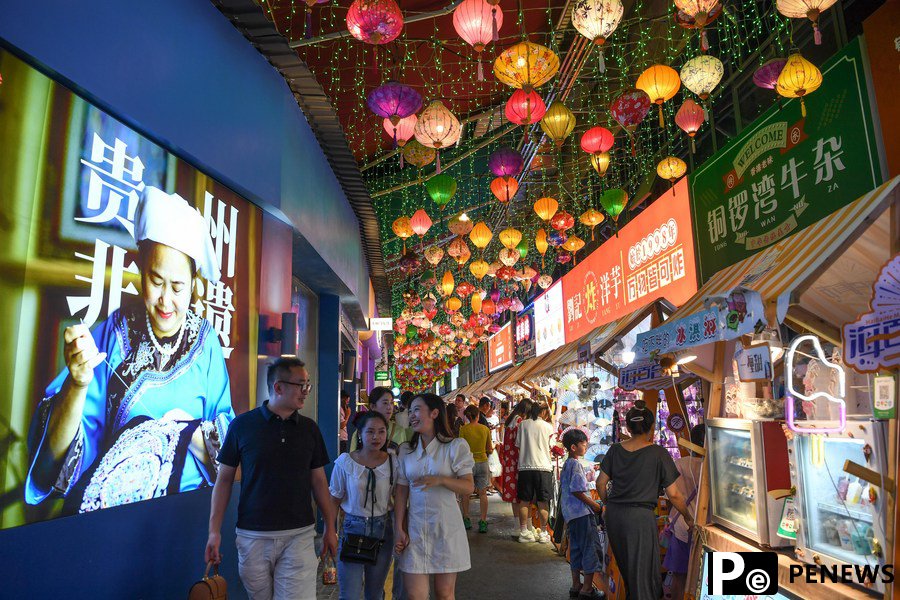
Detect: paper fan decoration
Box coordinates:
(586, 444, 607, 462)
(558, 372, 581, 391)
(560, 390, 580, 406)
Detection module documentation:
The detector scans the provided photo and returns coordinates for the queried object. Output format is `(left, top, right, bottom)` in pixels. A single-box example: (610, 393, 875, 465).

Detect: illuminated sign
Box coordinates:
(534, 281, 565, 357)
(514, 308, 536, 363)
(785, 335, 846, 434)
(369, 317, 394, 331)
(488, 322, 514, 372)
(562, 178, 698, 343)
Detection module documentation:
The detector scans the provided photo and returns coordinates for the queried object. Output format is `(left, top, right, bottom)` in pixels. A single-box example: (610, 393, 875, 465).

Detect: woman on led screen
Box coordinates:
(25, 186, 234, 513)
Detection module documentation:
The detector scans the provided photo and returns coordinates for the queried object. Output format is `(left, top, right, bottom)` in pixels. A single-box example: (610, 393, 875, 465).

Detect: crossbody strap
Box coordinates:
(669, 486, 698, 527)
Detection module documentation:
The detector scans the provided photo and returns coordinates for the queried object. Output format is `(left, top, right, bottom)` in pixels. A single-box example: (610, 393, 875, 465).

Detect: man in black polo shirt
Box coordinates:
(477, 397, 493, 428)
(205, 357, 337, 600)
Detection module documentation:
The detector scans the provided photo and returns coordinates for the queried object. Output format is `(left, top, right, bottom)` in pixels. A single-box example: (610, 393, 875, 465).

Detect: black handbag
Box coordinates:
(339, 457, 393, 565)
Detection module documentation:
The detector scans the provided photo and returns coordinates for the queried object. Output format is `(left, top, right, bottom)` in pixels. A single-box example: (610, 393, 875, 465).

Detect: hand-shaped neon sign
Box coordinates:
(784, 334, 846, 434)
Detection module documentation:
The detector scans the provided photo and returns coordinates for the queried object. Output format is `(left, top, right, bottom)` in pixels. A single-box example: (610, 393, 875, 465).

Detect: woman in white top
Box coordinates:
(394, 393, 475, 600)
(515, 402, 556, 543)
(330, 411, 399, 600)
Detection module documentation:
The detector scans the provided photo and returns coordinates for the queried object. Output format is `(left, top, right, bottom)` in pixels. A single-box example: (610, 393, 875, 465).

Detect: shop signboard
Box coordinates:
(690, 38, 883, 282)
(735, 344, 773, 382)
(534, 281, 565, 357)
(561, 178, 698, 343)
(0, 50, 264, 529)
(577, 341, 591, 363)
(634, 290, 765, 360)
(514, 307, 536, 363)
(618, 360, 670, 391)
(374, 370, 390, 382)
(488, 322, 514, 373)
(472, 344, 488, 381)
(369, 317, 393, 331)
(843, 254, 900, 374)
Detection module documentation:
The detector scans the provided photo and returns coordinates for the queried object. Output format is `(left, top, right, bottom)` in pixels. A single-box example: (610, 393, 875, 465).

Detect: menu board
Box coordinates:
(488, 322, 514, 372)
(514, 307, 536, 363)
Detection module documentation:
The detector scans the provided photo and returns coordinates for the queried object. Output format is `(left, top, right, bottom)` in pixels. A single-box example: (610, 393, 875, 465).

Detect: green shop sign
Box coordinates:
(689, 38, 883, 282)
(374, 370, 390, 381)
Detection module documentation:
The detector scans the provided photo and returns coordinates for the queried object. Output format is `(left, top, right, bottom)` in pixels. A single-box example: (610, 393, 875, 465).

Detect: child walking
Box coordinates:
(560, 428, 606, 600)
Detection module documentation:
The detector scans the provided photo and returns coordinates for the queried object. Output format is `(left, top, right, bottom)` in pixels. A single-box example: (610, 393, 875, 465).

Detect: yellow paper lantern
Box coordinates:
(441, 270, 455, 296)
(535, 227, 549, 267)
(776, 51, 823, 118)
(534, 196, 559, 221)
(636, 64, 681, 127)
(469, 221, 493, 249)
(562, 235, 585, 253)
(579, 208, 605, 240)
(590, 152, 611, 177)
(392, 216, 414, 252)
(471, 293, 482, 314)
(657, 156, 687, 183)
(414, 100, 462, 172)
(446, 296, 463, 313)
(499, 227, 523, 250)
(493, 41, 560, 93)
(540, 101, 576, 147)
(470, 258, 490, 280)
(425, 245, 444, 265)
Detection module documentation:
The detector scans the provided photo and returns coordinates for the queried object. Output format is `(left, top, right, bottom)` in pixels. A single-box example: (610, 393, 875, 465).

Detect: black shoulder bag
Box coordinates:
(339, 458, 393, 565)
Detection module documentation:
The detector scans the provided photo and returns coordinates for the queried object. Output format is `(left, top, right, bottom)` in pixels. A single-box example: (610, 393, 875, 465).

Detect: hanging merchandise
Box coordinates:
(346, 0, 404, 44)
(414, 101, 462, 172)
(674, 0, 722, 51)
(610, 88, 651, 154)
(490, 176, 520, 203)
(776, 0, 838, 45)
(425, 173, 458, 211)
(636, 64, 681, 127)
(752, 57, 788, 90)
(571, 0, 624, 72)
(534, 196, 559, 221)
(656, 156, 687, 185)
(493, 41, 560, 92)
(579, 208, 605, 240)
(675, 98, 705, 152)
(540, 101, 577, 147)
(775, 50, 823, 117)
(401, 139, 436, 168)
(453, 0, 504, 80)
(410, 208, 432, 237)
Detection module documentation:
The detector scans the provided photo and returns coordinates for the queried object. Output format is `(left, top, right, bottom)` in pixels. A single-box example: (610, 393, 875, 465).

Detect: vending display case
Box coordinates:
(707, 419, 793, 547)
(789, 420, 890, 594)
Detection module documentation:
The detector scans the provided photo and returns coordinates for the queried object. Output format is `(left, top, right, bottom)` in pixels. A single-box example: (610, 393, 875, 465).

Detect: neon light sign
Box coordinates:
(784, 334, 846, 434)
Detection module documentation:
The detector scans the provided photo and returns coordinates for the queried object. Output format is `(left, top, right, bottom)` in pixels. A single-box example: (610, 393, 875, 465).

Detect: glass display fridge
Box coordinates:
(789, 420, 890, 594)
(707, 418, 793, 547)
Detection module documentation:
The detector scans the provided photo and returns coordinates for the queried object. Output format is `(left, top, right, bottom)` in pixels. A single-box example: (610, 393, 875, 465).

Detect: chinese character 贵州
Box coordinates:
(77, 133, 146, 235)
(812, 136, 846, 184)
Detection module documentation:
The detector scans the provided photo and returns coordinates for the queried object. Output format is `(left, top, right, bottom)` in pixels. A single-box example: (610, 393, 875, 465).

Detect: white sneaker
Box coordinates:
(518, 529, 535, 543)
(537, 531, 551, 544)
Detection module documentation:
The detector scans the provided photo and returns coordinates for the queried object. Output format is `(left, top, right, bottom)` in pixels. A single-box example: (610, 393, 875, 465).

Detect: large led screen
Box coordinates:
(0, 50, 263, 529)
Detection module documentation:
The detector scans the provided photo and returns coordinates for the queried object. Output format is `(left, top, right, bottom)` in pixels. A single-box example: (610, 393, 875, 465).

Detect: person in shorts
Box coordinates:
(515, 402, 555, 543)
(458, 405, 493, 533)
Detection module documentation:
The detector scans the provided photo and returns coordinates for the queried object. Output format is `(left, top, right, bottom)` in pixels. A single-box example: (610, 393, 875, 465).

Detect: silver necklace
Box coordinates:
(145, 313, 186, 369)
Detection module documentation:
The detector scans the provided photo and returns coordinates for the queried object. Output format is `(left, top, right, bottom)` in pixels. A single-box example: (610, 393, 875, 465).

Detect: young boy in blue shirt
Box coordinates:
(560, 428, 606, 600)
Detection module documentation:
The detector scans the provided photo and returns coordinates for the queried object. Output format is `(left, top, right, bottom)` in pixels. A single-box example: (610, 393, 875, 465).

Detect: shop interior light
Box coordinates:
(460, 212, 470, 221)
(675, 350, 697, 365)
(622, 350, 636, 365)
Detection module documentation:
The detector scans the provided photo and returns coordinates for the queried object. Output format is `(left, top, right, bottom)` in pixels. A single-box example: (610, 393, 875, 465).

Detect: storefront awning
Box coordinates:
(635, 176, 899, 359)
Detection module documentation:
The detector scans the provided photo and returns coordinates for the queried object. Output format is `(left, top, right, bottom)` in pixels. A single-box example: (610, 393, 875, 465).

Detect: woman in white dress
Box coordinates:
(393, 393, 475, 600)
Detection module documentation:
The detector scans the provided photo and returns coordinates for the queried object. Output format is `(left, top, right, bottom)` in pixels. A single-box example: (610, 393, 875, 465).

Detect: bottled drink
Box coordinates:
(322, 556, 337, 585)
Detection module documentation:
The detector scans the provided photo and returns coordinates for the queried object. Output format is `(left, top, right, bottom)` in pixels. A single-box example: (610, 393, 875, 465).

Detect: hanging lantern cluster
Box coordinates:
(453, 0, 504, 80)
(414, 101, 462, 172)
(636, 64, 681, 127)
(346, 0, 404, 45)
(571, 0, 624, 72)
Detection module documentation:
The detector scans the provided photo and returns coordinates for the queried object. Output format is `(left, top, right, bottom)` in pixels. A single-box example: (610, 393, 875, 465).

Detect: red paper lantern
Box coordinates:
(346, 0, 404, 45)
(453, 0, 504, 80)
(383, 114, 417, 147)
(490, 176, 519, 203)
(580, 126, 615, 154)
(550, 210, 574, 232)
(505, 89, 547, 125)
(410, 208, 433, 237)
(674, 98, 705, 152)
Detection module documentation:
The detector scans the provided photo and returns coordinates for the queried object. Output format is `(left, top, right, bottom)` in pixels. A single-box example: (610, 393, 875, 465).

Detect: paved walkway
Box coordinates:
(317, 495, 572, 599)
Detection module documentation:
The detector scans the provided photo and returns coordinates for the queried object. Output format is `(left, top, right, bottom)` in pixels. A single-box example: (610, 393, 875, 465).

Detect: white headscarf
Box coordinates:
(134, 187, 221, 284)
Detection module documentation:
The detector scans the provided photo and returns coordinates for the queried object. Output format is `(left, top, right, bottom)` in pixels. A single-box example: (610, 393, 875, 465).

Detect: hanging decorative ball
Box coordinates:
(548, 230, 568, 247)
(469, 221, 493, 250)
(550, 210, 575, 232)
(494, 41, 560, 92)
(538, 274, 553, 289)
(470, 258, 490, 280)
(471, 293, 483, 314)
(410, 208, 433, 237)
(398, 251, 422, 276)
(572, 0, 624, 72)
(680, 54, 724, 101)
(674, 0, 722, 51)
(383, 115, 418, 151)
(414, 101, 461, 171)
(490, 176, 520, 204)
(753, 58, 788, 91)
(453, 0, 504, 80)
(402, 139, 437, 168)
(590, 152, 611, 177)
(534, 196, 559, 221)
(441, 270, 455, 296)
(777, 0, 838, 45)
(448, 237, 472, 265)
(425, 246, 444, 267)
(580, 208, 605, 240)
(540, 101, 577, 148)
(499, 227, 523, 250)
(657, 156, 687, 184)
(599, 188, 628, 222)
(456, 281, 476, 298)
(505, 89, 547, 125)
(346, 0, 404, 45)
(425, 173, 457, 210)
(448, 213, 474, 236)
(776, 51, 823, 118)
(446, 296, 463, 313)
(488, 146, 524, 177)
(610, 88, 651, 154)
(636, 64, 681, 127)
(499, 247, 520, 267)
(392, 216, 414, 252)
(367, 81, 422, 126)
(675, 98, 705, 152)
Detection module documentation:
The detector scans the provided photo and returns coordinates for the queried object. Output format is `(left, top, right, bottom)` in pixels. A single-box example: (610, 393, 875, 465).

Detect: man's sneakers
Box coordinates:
(478, 520, 488, 533)
(537, 530, 551, 544)
(463, 517, 472, 530)
(517, 528, 535, 543)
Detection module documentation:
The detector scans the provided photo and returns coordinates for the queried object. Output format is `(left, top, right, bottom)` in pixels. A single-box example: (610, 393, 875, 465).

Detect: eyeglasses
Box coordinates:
(277, 380, 312, 392)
